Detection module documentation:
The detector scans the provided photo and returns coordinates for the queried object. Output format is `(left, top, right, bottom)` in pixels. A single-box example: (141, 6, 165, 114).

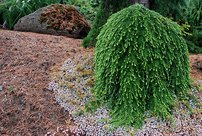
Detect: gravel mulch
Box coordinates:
(48, 53, 202, 136)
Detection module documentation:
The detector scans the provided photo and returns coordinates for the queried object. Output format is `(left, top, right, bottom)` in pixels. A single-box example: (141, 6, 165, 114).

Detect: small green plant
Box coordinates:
(94, 4, 190, 128)
(8, 85, 15, 93)
(89, 0, 100, 8)
(66, 0, 99, 21)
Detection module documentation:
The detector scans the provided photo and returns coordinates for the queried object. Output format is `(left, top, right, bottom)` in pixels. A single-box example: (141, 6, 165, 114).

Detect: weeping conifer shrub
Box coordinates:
(82, 0, 136, 48)
(94, 4, 190, 128)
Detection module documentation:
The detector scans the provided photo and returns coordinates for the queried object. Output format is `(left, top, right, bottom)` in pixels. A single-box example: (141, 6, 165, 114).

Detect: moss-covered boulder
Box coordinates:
(94, 4, 190, 128)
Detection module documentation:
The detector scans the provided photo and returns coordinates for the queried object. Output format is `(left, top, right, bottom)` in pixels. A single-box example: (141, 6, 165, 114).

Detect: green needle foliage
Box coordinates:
(94, 4, 190, 128)
(178, 0, 202, 53)
(150, 0, 183, 18)
(83, 0, 135, 47)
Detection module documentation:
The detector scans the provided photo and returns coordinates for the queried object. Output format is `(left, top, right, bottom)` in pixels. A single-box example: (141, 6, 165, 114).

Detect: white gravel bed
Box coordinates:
(47, 54, 202, 136)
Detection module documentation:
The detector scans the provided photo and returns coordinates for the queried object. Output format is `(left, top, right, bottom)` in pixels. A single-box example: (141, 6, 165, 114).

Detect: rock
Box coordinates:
(14, 4, 90, 39)
(0, 85, 3, 91)
(194, 60, 202, 70)
(130, 0, 150, 8)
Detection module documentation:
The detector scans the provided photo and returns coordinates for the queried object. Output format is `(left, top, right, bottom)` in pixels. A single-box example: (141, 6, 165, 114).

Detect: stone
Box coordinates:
(0, 85, 3, 91)
(194, 60, 202, 70)
(14, 4, 90, 39)
(129, 0, 150, 8)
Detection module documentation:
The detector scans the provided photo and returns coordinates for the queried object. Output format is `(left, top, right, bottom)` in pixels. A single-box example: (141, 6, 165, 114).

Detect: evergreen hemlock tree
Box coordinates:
(83, 0, 136, 47)
(95, 4, 190, 128)
(150, 0, 183, 18)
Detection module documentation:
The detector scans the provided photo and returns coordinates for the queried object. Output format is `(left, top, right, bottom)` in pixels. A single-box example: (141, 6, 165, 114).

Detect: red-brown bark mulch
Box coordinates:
(0, 29, 92, 135)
